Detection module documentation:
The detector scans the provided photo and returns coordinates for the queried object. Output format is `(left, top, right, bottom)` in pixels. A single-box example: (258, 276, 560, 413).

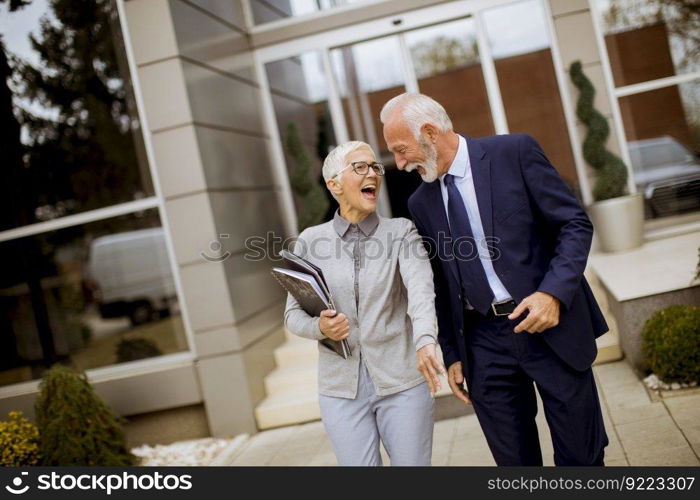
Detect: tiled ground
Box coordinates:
(225, 360, 700, 466)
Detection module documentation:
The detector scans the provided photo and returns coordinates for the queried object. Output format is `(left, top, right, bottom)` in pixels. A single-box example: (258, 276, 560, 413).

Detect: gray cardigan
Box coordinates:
(284, 211, 438, 398)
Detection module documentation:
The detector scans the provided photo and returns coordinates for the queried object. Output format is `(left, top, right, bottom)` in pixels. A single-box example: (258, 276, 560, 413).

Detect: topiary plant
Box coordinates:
(116, 337, 162, 363)
(569, 60, 629, 201)
(642, 305, 700, 384)
(35, 363, 137, 466)
(0, 411, 41, 466)
(285, 121, 330, 232)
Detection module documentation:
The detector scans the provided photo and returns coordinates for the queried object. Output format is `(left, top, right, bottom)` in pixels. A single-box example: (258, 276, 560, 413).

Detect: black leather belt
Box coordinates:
(489, 299, 517, 317)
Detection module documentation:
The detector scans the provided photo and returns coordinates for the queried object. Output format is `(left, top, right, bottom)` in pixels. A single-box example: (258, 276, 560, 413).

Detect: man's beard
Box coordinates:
(405, 137, 439, 183)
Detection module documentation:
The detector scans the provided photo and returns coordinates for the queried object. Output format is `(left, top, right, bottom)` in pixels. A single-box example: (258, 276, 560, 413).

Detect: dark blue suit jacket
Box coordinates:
(407, 133, 608, 373)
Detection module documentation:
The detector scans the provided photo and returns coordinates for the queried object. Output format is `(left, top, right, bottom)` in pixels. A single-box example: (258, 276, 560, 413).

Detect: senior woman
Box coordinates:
(284, 140, 445, 466)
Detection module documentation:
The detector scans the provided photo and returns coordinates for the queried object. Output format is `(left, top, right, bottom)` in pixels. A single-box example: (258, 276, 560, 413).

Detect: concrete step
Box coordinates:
(264, 363, 317, 395)
(586, 265, 623, 365)
(255, 390, 321, 429)
(273, 339, 318, 368)
(594, 325, 623, 365)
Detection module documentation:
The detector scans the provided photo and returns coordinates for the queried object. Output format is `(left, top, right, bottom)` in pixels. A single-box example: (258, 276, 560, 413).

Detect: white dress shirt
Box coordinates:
(439, 135, 512, 306)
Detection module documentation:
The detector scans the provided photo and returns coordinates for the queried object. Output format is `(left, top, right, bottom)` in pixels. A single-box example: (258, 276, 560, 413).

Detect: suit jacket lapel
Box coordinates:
(426, 180, 460, 285)
(467, 137, 493, 241)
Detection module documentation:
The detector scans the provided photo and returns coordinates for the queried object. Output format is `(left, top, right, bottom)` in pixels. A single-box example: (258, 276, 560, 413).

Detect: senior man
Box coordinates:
(381, 92, 609, 466)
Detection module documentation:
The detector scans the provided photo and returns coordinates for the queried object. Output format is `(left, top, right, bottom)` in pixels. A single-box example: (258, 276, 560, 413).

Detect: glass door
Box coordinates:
(256, 0, 583, 226)
(329, 34, 408, 217)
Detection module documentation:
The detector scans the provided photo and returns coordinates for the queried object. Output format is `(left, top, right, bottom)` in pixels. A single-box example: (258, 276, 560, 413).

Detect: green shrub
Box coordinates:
(116, 337, 162, 363)
(0, 411, 41, 466)
(35, 364, 137, 466)
(642, 305, 700, 383)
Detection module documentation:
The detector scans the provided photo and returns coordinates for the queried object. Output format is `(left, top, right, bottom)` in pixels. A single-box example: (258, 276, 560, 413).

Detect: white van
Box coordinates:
(86, 227, 176, 326)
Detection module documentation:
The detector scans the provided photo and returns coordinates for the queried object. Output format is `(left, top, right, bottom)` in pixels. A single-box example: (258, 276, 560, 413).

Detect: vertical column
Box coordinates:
(122, 0, 287, 436)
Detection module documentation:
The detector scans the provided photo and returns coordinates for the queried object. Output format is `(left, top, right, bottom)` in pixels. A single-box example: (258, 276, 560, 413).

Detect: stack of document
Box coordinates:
(271, 249, 351, 359)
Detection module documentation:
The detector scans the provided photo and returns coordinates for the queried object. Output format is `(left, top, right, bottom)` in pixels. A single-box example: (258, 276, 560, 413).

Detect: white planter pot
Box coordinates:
(589, 193, 644, 253)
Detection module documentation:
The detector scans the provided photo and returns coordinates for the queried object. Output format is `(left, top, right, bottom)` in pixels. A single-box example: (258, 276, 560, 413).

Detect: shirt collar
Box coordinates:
(439, 134, 468, 183)
(333, 208, 380, 237)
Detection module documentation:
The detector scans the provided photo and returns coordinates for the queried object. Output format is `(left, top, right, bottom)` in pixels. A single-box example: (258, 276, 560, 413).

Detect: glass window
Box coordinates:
(483, 0, 579, 195)
(331, 35, 406, 159)
(250, 0, 382, 25)
(594, 0, 700, 219)
(597, 0, 700, 87)
(0, 0, 154, 232)
(620, 81, 700, 218)
(405, 17, 495, 140)
(265, 51, 337, 221)
(0, 208, 187, 388)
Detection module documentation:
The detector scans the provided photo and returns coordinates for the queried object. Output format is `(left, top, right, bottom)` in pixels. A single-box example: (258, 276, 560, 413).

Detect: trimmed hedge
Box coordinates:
(35, 364, 137, 466)
(642, 305, 700, 384)
(569, 60, 629, 201)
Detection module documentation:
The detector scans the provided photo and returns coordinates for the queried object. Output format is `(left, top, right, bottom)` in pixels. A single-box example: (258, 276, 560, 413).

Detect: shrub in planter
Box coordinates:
(642, 305, 700, 384)
(0, 411, 41, 466)
(116, 337, 162, 363)
(35, 364, 137, 466)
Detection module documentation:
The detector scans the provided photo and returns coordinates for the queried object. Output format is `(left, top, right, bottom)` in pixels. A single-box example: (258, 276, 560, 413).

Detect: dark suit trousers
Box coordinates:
(462, 308, 608, 466)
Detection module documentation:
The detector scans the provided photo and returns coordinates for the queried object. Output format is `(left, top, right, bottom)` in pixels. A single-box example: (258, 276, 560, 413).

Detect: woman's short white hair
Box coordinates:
(379, 92, 453, 138)
(322, 140, 374, 183)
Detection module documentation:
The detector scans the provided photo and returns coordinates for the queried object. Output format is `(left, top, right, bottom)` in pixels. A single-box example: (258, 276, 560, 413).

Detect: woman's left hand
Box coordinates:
(416, 343, 446, 396)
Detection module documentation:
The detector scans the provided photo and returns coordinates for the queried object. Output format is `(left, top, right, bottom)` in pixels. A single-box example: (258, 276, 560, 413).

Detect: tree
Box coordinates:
(410, 36, 479, 78)
(1, 0, 60, 373)
(8, 0, 151, 223)
(0, 0, 153, 376)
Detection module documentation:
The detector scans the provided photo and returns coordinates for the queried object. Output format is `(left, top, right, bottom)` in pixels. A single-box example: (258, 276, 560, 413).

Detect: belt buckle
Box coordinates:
(491, 299, 515, 316)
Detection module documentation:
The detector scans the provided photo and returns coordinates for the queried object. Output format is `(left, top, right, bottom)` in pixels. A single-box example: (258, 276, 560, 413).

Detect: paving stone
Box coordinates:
(616, 416, 689, 457)
(627, 445, 699, 466)
(607, 401, 669, 425)
(605, 458, 629, 466)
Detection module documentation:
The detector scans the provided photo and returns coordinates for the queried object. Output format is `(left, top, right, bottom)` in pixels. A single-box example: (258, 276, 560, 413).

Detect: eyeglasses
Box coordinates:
(336, 161, 385, 178)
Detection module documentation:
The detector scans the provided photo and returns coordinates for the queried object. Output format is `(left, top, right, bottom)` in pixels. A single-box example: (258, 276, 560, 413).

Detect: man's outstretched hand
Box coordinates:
(508, 291, 560, 334)
(447, 361, 471, 405)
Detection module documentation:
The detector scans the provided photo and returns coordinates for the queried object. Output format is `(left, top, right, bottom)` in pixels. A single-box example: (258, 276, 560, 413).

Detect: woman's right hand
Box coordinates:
(318, 309, 349, 341)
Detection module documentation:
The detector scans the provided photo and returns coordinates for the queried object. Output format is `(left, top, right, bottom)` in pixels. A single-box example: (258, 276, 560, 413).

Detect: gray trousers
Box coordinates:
(318, 359, 434, 466)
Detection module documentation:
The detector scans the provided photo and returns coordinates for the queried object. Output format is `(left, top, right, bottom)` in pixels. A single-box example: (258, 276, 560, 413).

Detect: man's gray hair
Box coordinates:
(322, 140, 373, 183)
(379, 92, 453, 138)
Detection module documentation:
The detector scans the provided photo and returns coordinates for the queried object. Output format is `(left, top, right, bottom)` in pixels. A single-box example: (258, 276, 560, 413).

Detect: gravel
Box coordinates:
(131, 438, 235, 466)
(644, 373, 698, 391)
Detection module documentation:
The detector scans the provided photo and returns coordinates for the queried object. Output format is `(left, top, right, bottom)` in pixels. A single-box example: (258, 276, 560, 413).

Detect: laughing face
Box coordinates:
(383, 119, 439, 183)
(333, 146, 381, 215)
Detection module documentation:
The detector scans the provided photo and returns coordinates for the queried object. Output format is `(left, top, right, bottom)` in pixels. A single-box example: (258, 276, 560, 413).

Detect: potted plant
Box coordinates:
(569, 61, 644, 252)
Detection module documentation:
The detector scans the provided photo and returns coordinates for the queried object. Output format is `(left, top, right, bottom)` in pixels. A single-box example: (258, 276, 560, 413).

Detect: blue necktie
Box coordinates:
(444, 174, 494, 315)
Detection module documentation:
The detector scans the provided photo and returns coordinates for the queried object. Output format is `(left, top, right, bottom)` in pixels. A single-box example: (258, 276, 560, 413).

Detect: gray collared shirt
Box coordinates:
(284, 210, 438, 398)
